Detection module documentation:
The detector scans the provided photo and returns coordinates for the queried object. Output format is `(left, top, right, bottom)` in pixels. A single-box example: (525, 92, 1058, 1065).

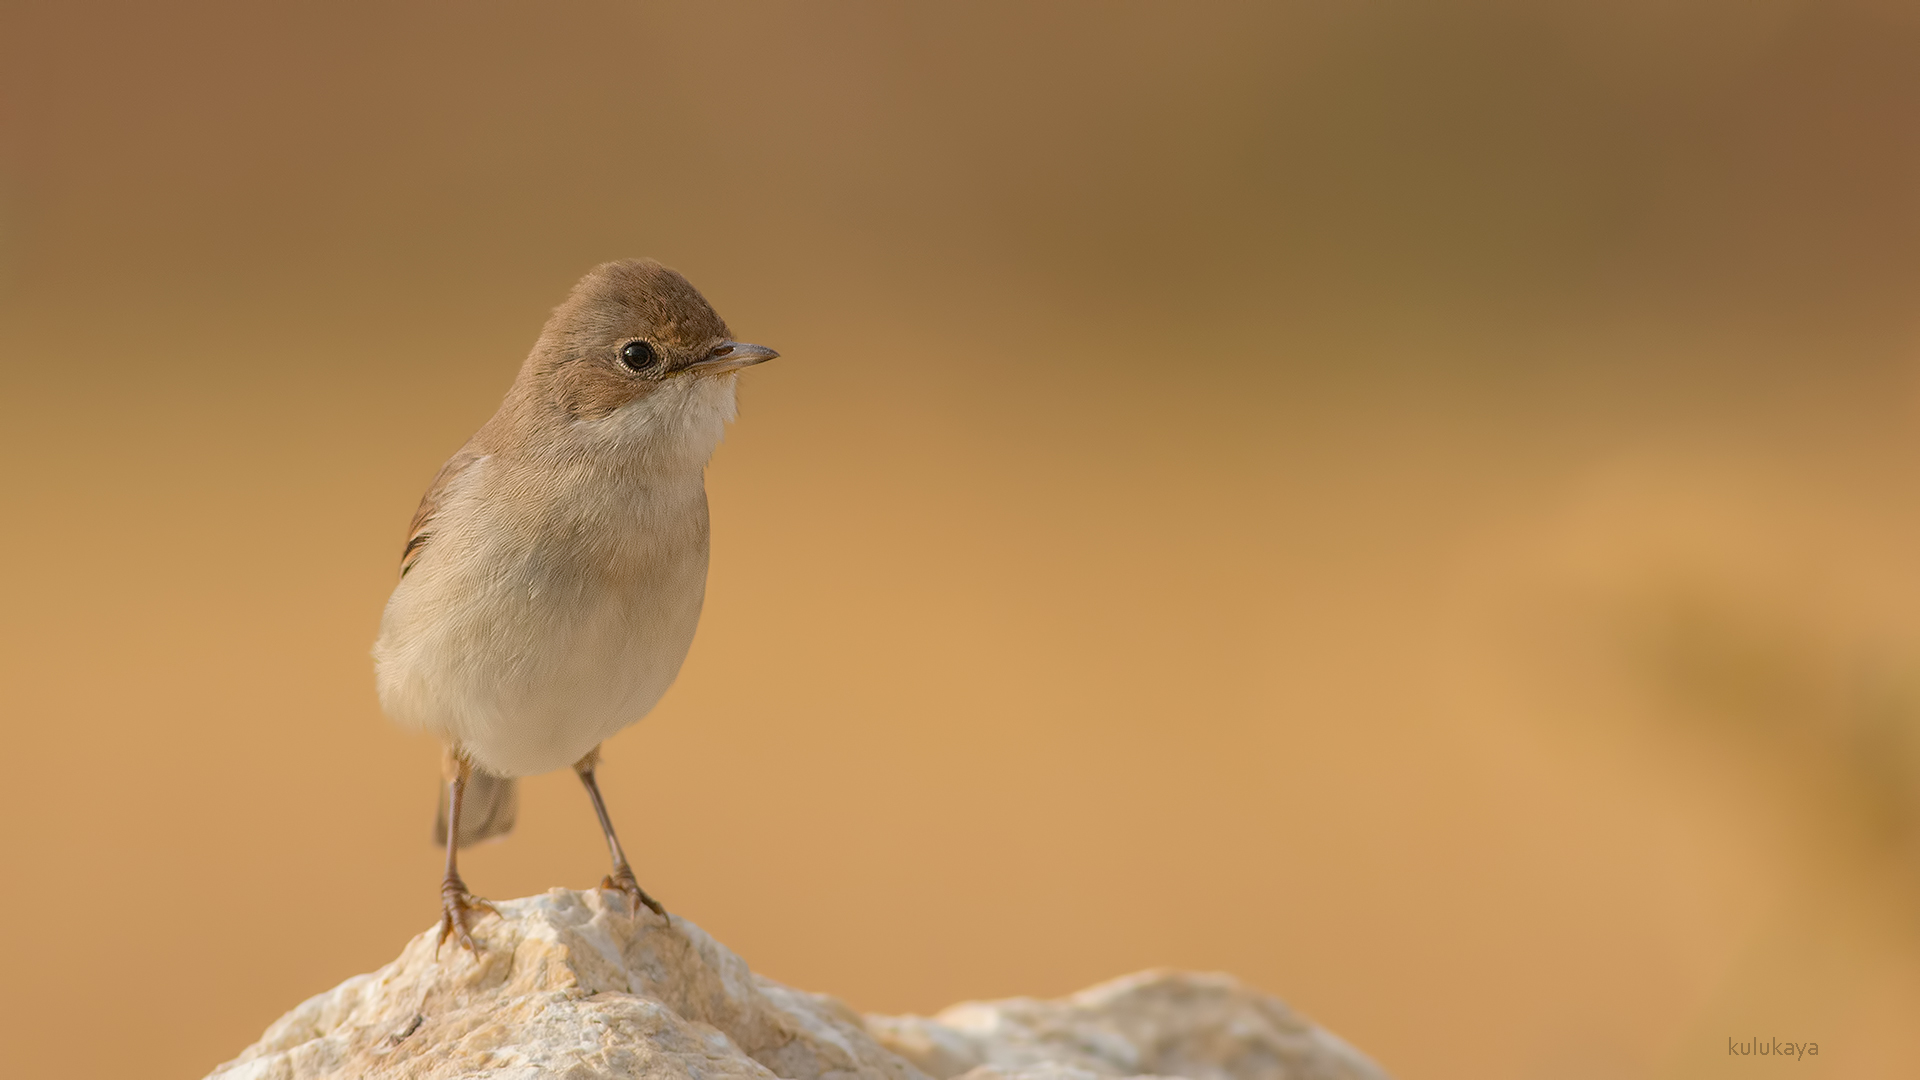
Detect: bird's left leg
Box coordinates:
(573, 745, 668, 921)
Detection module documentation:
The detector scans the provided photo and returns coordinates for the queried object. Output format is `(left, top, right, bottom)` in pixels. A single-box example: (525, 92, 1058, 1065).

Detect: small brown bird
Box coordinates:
(372, 259, 776, 951)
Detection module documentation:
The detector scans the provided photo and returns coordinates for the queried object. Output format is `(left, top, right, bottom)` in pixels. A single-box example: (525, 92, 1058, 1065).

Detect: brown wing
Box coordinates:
(400, 448, 484, 578)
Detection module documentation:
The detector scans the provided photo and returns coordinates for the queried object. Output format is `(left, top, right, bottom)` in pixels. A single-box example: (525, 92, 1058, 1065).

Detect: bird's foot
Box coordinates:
(435, 876, 500, 955)
(602, 863, 668, 921)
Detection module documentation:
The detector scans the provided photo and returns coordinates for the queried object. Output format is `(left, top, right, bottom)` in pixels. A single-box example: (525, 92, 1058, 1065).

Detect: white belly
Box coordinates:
(373, 468, 710, 777)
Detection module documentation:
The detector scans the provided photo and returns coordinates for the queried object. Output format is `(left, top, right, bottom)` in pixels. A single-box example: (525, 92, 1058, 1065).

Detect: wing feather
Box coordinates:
(400, 448, 484, 578)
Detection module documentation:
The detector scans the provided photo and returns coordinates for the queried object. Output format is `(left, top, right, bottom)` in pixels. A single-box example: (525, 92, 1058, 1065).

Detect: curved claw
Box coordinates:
(435, 881, 500, 955)
(602, 866, 668, 922)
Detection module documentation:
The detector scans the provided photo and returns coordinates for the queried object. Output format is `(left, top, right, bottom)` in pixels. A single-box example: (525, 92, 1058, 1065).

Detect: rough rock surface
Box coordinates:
(206, 889, 1388, 1080)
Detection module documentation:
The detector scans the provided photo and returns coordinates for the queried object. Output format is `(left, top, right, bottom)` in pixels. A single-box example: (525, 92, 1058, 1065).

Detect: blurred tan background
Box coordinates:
(4, 2, 1920, 1077)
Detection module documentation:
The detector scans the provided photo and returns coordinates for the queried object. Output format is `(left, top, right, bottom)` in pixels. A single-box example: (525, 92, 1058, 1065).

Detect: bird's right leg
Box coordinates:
(574, 746, 668, 921)
(436, 747, 499, 954)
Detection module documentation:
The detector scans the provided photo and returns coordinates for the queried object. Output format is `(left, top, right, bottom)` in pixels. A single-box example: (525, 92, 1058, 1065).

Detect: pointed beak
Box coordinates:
(683, 341, 778, 376)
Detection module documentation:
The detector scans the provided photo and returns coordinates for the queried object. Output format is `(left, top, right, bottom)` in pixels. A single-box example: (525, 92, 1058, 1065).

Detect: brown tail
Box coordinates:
(433, 770, 519, 848)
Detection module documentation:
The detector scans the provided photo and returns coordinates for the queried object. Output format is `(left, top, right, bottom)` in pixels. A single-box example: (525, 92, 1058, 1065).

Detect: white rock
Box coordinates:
(867, 970, 1388, 1080)
(206, 889, 1388, 1080)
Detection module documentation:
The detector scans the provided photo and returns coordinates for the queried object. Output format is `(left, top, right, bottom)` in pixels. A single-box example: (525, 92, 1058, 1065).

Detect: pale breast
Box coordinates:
(373, 457, 712, 777)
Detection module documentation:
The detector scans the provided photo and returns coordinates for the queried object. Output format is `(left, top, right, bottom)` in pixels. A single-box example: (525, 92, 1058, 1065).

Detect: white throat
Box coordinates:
(579, 372, 740, 472)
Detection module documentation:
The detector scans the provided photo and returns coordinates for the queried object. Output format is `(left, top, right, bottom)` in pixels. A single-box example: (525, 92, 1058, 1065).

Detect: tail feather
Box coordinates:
(434, 770, 519, 848)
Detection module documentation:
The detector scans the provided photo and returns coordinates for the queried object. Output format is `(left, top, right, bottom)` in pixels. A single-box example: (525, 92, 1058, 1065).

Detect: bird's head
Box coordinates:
(517, 259, 776, 457)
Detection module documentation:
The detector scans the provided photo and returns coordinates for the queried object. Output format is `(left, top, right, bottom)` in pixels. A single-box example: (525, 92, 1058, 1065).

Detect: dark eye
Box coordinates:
(619, 340, 658, 372)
